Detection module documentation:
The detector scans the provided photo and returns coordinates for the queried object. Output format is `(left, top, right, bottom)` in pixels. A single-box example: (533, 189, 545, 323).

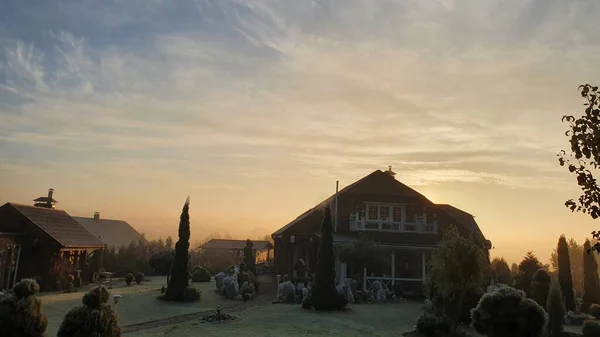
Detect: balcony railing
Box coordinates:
(348, 213, 438, 234)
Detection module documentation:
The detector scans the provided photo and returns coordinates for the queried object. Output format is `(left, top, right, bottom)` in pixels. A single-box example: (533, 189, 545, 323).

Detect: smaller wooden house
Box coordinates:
(200, 239, 274, 264)
(0, 199, 105, 290)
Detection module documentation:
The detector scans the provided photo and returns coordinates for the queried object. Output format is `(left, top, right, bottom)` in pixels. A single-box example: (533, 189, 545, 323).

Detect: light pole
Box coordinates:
(276, 274, 281, 301)
(112, 294, 122, 315)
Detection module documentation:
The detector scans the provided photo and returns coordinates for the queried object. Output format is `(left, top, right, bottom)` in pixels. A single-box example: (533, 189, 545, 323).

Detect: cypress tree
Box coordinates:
(531, 268, 551, 309)
(557, 235, 576, 311)
(581, 239, 600, 313)
(165, 197, 191, 301)
(309, 205, 338, 311)
(243, 239, 256, 274)
(547, 277, 565, 337)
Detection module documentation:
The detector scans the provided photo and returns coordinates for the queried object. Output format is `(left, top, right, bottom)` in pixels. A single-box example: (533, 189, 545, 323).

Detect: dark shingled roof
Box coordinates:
(200, 239, 273, 251)
(436, 204, 484, 238)
(7, 203, 105, 248)
(272, 170, 433, 237)
(73, 216, 145, 248)
(271, 169, 486, 240)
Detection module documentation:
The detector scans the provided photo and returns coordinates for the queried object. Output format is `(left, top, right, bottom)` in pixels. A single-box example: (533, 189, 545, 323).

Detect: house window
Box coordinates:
(380, 207, 390, 221)
(367, 205, 378, 221)
(364, 203, 405, 227)
(393, 206, 403, 222)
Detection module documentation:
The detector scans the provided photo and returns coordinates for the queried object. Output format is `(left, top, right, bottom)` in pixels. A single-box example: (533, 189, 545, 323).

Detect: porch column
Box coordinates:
(363, 267, 367, 291)
(391, 250, 396, 286)
(334, 248, 341, 284)
(421, 251, 426, 282)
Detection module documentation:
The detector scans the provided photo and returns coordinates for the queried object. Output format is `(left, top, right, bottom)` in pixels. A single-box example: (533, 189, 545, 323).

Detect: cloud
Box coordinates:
(1, 0, 599, 191)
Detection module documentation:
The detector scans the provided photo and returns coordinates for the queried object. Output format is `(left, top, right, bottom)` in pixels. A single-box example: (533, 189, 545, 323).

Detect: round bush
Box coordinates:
(0, 279, 48, 337)
(82, 285, 110, 309)
(471, 286, 548, 337)
(183, 286, 202, 301)
(589, 303, 600, 320)
(66, 275, 75, 283)
(124, 273, 134, 286)
(191, 267, 211, 283)
(134, 272, 144, 285)
(13, 279, 40, 299)
(583, 319, 600, 337)
(58, 285, 120, 336)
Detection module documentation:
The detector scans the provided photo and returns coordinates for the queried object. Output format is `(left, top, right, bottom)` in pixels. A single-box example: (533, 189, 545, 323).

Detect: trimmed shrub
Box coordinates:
(589, 303, 600, 319)
(125, 273, 134, 286)
(135, 272, 144, 284)
(582, 319, 600, 337)
(0, 278, 48, 337)
(471, 286, 548, 337)
(183, 286, 202, 301)
(531, 269, 551, 308)
(416, 314, 439, 337)
(191, 267, 211, 283)
(415, 314, 454, 337)
(65, 275, 75, 293)
(547, 277, 566, 337)
(57, 285, 121, 337)
(238, 272, 251, 287)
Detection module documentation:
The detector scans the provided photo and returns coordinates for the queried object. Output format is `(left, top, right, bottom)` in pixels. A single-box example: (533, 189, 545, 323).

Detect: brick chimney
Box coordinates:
(93, 212, 100, 220)
(386, 165, 396, 178)
(34, 188, 57, 208)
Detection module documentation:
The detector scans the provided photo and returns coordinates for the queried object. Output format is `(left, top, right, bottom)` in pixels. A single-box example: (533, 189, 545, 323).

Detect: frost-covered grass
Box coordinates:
(128, 302, 424, 337)
(42, 276, 227, 336)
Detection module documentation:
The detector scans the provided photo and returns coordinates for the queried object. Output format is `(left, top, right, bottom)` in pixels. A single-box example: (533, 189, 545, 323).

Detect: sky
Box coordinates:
(1, 0, 600, 265)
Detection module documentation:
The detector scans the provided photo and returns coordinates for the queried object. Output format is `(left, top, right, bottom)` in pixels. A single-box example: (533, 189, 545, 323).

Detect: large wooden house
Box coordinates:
(271, 167, 491, 295)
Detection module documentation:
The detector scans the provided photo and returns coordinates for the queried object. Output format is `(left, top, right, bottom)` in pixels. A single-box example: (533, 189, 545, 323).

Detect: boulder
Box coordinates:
(279, 280, 295, 303)
(214, 272, 227, 290)
(223, 275, 239, 299)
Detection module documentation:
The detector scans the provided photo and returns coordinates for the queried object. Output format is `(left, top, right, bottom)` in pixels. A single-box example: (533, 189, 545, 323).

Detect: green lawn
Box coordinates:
(39, 276, 585, 336)
(41, 276, 229, 336)
(127, 302, 425, 337)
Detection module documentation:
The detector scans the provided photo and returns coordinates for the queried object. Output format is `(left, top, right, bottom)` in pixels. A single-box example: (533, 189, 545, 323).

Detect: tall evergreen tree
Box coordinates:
(243, 239, 256, 274)
(165, 197, 191, 301)
(581, 239, 600, 313)
(309, 206, 339, 311)
(547, 277, 565, 337)
(491, 257, 513, 285)
(557, 235, 576, 311)
(515, 251, 542, 296)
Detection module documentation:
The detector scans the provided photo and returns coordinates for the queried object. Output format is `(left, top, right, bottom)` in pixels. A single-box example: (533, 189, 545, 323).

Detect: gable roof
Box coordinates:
(436, 204, 485, 239)
(271, 169, 486, 240)
(4, 203, 105, 248)
(72, 216, 145, 248)
(272, 169, 433, 237)
(200, 239, 273, 251)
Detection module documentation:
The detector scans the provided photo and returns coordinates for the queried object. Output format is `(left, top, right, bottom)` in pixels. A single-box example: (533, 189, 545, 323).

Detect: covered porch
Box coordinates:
(334, 242, 436, 296)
